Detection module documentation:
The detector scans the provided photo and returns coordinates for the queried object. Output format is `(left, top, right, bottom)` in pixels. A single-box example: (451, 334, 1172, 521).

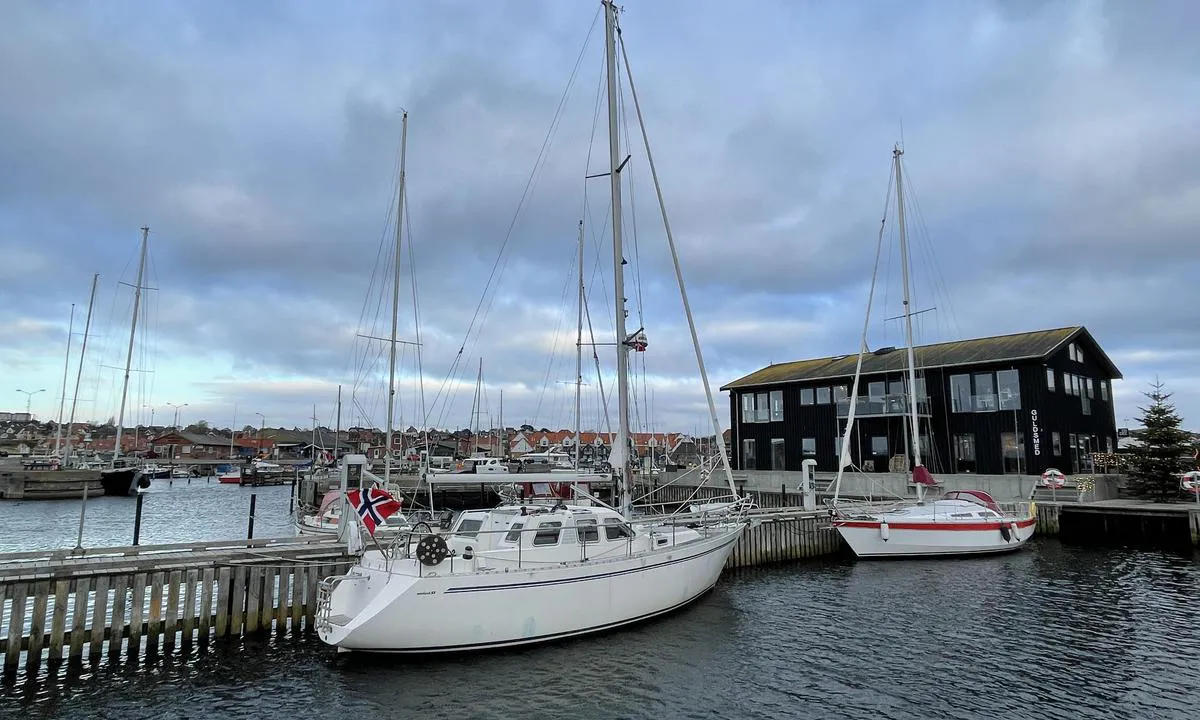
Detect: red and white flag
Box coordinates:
(345, 488, 403, 536)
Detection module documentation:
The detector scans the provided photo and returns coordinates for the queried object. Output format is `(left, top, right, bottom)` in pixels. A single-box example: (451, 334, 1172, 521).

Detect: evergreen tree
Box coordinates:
(1125, 380, 1192, 502)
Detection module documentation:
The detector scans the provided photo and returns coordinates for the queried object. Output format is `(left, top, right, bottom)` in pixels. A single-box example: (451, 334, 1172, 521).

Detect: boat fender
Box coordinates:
(999, 523, 1011, 542)
(416, 534, 450, 566)
(1010, 521, 1019, 540)
(879, 522, 889, 542)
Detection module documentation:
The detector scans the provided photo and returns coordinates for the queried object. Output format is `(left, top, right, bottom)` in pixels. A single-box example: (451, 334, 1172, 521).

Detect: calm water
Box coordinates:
(1, 484, 1198, 719)
(0, 478, 296, 552)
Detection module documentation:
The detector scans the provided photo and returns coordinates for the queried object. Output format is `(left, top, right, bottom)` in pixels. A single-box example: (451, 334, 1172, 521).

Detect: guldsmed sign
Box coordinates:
(1030, 409, 1041, 457)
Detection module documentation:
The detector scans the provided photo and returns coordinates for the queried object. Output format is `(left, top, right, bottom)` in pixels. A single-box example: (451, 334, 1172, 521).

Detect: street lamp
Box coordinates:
(165, 402, 189, 467)
(255, 413, 266, 458)
(15, 388, 46, 416)
(166, 402, 189, 430)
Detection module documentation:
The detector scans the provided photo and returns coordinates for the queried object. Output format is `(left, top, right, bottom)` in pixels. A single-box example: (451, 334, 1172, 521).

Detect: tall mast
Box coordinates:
(603, 0, 632, 520)
(894, 146, 924, 492)
(574, 219, 584, 472)
(473, 359, 482, 454)
(113, 227, 149, 465)
(385, 111, 409, 486)
(63, 274, 99, 465)
(53, 304, 76, 457)
(498, 389, 504, 459)
(229, 404, 237, 459)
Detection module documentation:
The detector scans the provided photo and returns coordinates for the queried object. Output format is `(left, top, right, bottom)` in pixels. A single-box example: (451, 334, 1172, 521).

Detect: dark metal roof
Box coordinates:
(721, 326, 1123, 390)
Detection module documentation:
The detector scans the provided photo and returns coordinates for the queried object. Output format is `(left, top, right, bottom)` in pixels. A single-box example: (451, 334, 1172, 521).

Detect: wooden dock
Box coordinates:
(0, 536, 351, 674)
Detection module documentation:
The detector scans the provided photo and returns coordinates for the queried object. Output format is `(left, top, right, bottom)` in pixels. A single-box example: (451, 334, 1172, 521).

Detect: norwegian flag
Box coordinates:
(345, 488, 403, 536)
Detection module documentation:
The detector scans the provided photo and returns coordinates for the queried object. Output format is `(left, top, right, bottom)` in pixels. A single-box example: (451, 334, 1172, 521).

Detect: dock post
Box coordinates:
(801, 459, 817, 511)
(247, 493, 257, 540)
(133, 491, 145, 545)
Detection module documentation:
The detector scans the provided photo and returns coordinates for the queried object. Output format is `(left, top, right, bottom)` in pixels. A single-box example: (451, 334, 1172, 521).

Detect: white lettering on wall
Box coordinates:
(1030, 409, 1041, 457)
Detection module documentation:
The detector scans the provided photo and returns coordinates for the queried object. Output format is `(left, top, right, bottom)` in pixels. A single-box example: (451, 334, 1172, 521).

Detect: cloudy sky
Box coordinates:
(2, 0, 1197, 438)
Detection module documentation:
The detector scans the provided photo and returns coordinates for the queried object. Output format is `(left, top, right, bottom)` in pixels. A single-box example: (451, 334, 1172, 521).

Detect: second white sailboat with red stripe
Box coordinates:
(827, 146, 1036, 559)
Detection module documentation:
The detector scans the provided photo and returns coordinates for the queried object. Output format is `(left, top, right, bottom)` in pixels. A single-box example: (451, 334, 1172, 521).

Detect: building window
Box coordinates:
(1001, 431, 1025, 474)
(756, 393, 769, 422)
(973, 373, 997, 412)
(1069, 342, 1084, 363)
(950, 374, 972, 413)
(833, 386, 848, 402)
(741, 393, 754, 422)
(816, 387, 831, 404)
(1100, 380, 1109, 402)
(742, 439, 756, 470)
(800, 388, 814, 406)
(1069, 434, 1079, 474)
(771, 439, 786, 469)
(997, 369, 1021, 410)
(1087, 379, 1095, 400)
(870, 436, 888, 455)
(868, 381, 885, 402)
(1106, 436, 1114, 454)
(1052, 432, 1062, 456)
(1082, 391, 1091, 415)
(801, 437, 816, 456)
(953, 433, 976, 473)
(770, 390, 784, 421)
(1046, 367, 1056, 392)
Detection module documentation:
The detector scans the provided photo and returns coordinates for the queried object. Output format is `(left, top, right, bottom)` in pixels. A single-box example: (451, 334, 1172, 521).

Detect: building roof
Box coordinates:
(721, 326, 1122, 390)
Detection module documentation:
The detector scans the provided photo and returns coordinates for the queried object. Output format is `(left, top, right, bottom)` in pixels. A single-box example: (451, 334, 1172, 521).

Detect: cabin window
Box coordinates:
(1101, 380, 1109, 402)
(576, 518, 599, 543)
(997, 369, 1021, 410)
(973, 373, 997, 411)
(604, 518, 633, 540)
(800, 388, 814, 406)
(741, 439, 756, 470)
(870, 436, 888, 455)
(816, 387, 830, 404)
(504, 522, 524, 544)
(950, 374, 972, 413)
(801, 437, 815, 457)
(533, 521, 562, 546)
(1052, 432, 1062, 456)
(455, 518, 483, 539)
(740, 393, 754, 422)
(1001, 432, 1024, 474)
(770, 390, 784, 421)
(1046, 368, 1056, 392)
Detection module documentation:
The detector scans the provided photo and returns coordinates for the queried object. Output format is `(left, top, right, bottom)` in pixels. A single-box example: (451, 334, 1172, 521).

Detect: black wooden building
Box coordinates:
(721, 326, 1122, 477)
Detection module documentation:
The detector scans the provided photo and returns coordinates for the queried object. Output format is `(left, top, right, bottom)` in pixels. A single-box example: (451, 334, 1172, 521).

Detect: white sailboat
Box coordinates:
(828, 147, 1036, 558)
(316, 2, 750, 653)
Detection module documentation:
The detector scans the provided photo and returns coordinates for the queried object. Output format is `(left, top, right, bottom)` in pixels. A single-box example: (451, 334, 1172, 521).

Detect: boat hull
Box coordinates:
(834, 517, 1037, 558)
(319, 524, 745, 653)
(99, 467, 148, 497)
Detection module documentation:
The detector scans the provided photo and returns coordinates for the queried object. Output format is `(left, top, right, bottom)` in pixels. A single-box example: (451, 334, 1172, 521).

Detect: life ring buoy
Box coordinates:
(1040, 469, 1066, 489)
